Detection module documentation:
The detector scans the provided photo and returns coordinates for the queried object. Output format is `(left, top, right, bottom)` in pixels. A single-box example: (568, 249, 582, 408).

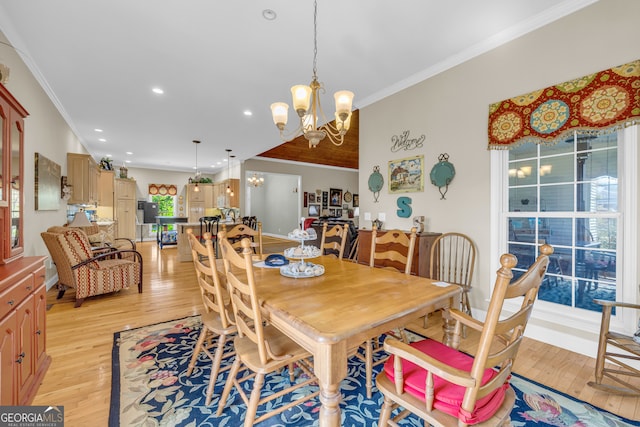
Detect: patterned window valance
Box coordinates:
(488, 59, 640, 150)
(148, 184, 177, 196)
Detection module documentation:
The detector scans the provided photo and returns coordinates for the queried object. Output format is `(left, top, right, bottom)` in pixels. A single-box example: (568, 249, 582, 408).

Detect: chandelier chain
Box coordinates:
(312, 0, 318, 79)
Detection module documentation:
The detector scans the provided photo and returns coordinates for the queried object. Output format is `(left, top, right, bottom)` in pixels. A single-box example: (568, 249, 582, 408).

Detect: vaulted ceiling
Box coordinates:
(0, 1, 595, 173)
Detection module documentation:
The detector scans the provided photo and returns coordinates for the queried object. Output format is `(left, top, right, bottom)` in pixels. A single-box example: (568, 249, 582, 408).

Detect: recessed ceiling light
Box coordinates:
(262, 9, 276, 20)
(106, 154, 112, 157)
(244, 110, 252, 116)
(126, 151, 133, 155)
(125, 160, 131, 163)
(152, 87, 164, 94)
(94, 128, 103, 132)
(98, 138, 106, 142)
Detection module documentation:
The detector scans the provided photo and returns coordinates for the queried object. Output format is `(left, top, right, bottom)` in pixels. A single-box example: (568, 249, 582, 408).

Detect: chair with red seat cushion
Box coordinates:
(376, 244, 553, 427)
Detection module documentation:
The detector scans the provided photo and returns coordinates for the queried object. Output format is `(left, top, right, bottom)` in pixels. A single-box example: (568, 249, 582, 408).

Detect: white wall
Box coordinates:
(359, 0, 640, 357)
(0, 32, 85, 264)
(244, 158, 359, 235)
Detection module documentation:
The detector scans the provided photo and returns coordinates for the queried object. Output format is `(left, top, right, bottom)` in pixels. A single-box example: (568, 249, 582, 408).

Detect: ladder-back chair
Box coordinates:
(319, 222, 349, 259)
(369, 225, 417, 274)
(216, 232, 319, 426)
(377, 244, 552, 427)
(185, 229, 236, 407)
(224, 222, 263, 257)
(357, 225, 418, 398)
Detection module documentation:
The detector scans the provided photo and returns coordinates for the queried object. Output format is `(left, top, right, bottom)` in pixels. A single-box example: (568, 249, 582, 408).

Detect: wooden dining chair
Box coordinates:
(319, 222, 349, 258)
(369, 225, 417, 274)
(588, 299, 640, 396)
(429, 232, 477, 319)
(357, 225, 418, 398)
(376, 244, 552, 427)
(198, 215, 221, 253)
(185, 230, 237, 407)
(215, 232, 319, 426)
(224, 222, 263, 257)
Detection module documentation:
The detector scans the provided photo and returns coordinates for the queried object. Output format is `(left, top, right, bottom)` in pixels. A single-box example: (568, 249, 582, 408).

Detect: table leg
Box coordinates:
(441, 308, 459, 348)
(441, 295, 461, 348)
(314, 341, 347, 427)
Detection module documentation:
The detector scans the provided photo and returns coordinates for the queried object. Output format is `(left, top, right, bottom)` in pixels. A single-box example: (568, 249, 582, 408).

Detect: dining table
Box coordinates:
(250, 255, 461, 427)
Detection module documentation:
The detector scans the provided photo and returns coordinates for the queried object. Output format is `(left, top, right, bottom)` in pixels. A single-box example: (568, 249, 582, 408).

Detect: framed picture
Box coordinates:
(308, 204, 320, 217)
(330, 188, 342, 207)
(304, 191, 308, 207)
(308, 193, 316, 203)
(353, 194, 359, 207)
(329, 208, 336, 217)
(342, 204, 348, 210)
(34, 153, 61, 211)
(388, 155, 424, 193)
(335, 209, 342, 218)
(322, 191, 329, 209)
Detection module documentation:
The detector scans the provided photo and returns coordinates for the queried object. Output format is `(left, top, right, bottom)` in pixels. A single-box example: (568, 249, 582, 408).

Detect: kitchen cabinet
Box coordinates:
(115, 178, 137, 240)
(186, 184, 214, 223)
(214, 179, 239, 208)
(0, 257, 50, 405)
(97, 170, 115, 219)
(67, 153, 99, 205)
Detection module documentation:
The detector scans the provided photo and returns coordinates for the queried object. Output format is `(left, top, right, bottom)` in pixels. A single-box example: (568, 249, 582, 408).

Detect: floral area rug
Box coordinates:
(110, 316, 639, 426)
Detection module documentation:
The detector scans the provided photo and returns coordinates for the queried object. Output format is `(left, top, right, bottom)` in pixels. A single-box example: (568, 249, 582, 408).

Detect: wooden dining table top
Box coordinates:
(250, 255, 460, 347)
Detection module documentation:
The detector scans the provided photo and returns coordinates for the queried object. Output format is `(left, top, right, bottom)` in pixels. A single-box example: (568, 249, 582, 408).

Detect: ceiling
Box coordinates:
(0, 0, 595, 174)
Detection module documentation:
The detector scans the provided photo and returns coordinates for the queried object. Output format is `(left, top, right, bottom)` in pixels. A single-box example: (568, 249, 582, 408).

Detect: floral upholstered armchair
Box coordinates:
(41, 227, 143, 307)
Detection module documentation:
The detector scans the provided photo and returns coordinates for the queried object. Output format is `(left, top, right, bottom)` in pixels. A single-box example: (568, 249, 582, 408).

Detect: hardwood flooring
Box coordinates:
(32, 240, 640, 425)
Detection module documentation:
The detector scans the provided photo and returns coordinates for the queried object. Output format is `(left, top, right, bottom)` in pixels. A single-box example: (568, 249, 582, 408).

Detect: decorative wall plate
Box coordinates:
(430, 153, 456, 200)
(343, 190, 352, 203)
(368, 166, 384, 202)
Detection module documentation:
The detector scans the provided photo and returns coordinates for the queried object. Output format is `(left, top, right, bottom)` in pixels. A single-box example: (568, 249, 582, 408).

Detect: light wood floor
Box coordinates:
(32, 240, 640, 425)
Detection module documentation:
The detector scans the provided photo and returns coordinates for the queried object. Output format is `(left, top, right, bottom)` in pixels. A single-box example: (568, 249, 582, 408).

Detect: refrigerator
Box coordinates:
(142, 202, 158, 224)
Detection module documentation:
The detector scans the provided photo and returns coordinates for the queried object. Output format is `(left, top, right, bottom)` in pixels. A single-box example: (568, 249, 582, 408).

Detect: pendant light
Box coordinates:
(193, 140, 201, 192)
(225, 149, 234, 197)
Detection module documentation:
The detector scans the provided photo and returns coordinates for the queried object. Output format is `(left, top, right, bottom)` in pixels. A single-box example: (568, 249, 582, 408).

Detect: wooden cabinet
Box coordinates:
(0, 82, 28, 265)
(115, 178, 137, 240)
(214, 179, 239, 208)
(186, 184, 214, 223)
(67, 153, 99, 205)
(97, 170, 115, 219)
(357, 230, 441, 277)
(0, 257, 50, 405)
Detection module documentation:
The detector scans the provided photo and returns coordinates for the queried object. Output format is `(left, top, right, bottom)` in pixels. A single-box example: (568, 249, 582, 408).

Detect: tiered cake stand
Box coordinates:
(280, 228, 324, 278)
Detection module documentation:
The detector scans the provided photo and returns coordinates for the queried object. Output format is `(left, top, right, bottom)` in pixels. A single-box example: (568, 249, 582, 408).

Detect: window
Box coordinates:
(506, 131, 620, 313)
(493, 126, 636, 335)
(151, 195, 175, 232)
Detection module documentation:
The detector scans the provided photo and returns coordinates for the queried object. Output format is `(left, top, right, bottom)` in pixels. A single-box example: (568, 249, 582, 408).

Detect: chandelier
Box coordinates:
(270, 0, 354, 148)
(247, 173, 265, 187)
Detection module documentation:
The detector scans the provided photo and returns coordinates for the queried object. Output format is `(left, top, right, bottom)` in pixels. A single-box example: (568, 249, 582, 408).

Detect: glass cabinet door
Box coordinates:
(0, 82, 28, 264)
(0, 103, 5, 206)
(10, 119, 22, 251)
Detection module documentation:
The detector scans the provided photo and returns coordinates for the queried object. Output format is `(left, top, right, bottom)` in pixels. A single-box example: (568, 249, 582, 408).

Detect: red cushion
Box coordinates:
(383, 339, 508, 424)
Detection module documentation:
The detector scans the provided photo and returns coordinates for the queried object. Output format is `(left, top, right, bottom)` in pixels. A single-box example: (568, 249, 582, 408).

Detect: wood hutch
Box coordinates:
(0, 82, 50, 405)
